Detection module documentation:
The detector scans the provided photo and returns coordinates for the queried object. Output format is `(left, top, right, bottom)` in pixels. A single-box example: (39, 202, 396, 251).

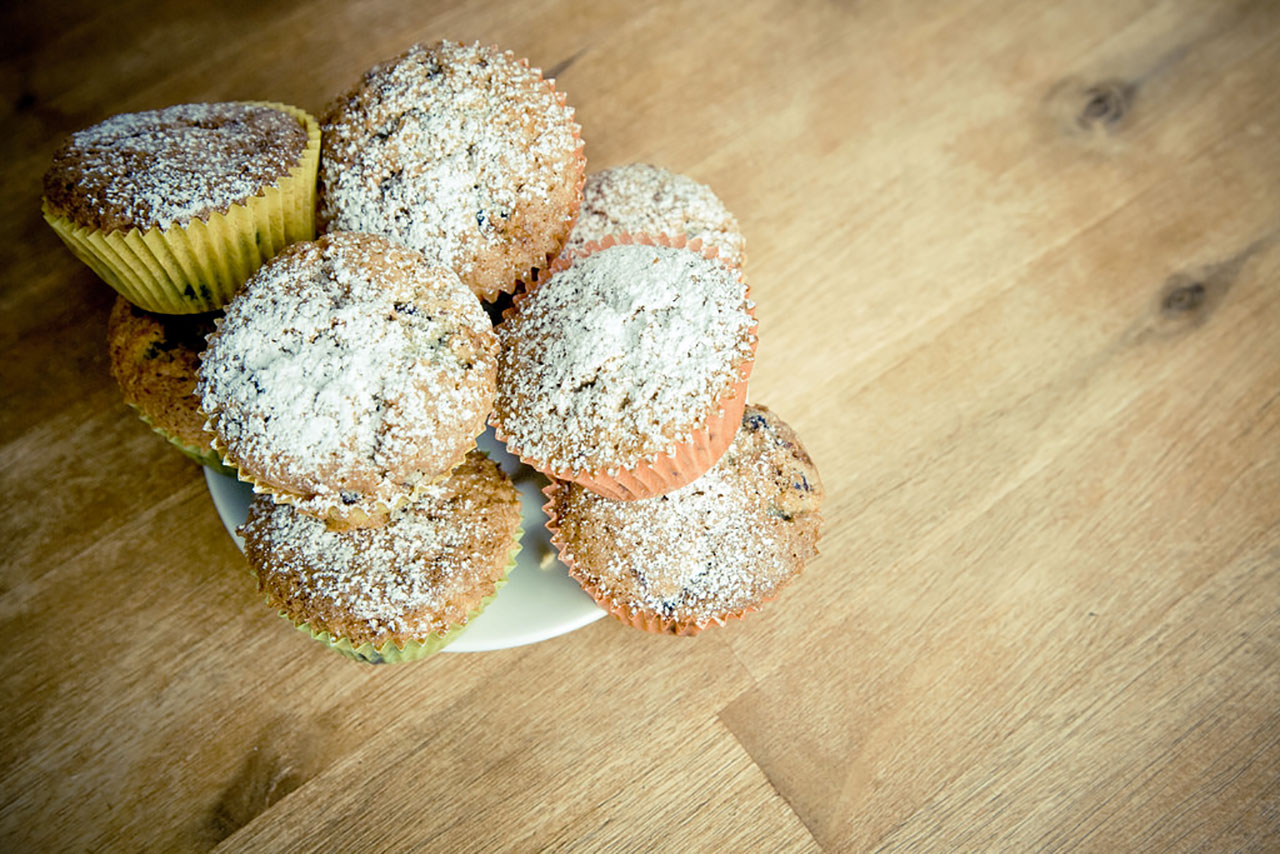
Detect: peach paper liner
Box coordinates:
(43, 101, 320, 314)
(493, 232, 757, 501)
(541, 482, 777, 636)
(131, 406, 236, 476)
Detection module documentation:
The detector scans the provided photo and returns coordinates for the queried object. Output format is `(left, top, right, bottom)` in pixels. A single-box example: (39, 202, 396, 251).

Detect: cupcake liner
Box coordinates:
(541, 483, 771, 635)
(43, 102, 320, 314)
(473, 52, 586, 304)
(131, 406, 236, 476)
(495, 233, 757, 501)
(208, 428, 480, 532)
(272, 522, 523, 663)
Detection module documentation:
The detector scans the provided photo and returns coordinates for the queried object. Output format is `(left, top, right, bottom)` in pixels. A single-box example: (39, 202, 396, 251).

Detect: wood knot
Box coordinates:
(204, 716, 338, 845)
(1161, 282, 1205, 314)
(1076, 80, 1132, 130)
(1043, 76, 1136, 141)
(1149, 254, 1247, 337)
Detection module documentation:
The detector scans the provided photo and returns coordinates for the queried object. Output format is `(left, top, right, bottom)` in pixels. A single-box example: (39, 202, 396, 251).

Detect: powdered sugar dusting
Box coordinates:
(197, 232, 496, 518)
(43, 103, 307, 233)
(319, 41, 579, 282)
(566, 164, 746, 266)
(241, 451, 520, 645)
(554, 406, 823, 624)
(495, 243, 755, 474)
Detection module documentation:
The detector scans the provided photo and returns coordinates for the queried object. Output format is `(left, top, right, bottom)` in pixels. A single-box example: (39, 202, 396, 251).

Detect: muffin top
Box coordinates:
(494, 240, 756, 476)
(547, 405, 823, 630)
(107, 296, 218, 452)
(566, 164, 746, 267)
(197, 231, 497, 525)
(43, 102, 309, 233)
(318, 40, 584, 301)
(242, 450, 521, 649)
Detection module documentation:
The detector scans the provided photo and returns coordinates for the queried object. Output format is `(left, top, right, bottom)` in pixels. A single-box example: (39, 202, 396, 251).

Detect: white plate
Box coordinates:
(204, 427, 605, 652)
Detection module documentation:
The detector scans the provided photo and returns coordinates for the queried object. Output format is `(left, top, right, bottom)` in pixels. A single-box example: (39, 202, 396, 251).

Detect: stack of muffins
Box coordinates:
(44, 40, 824, 661)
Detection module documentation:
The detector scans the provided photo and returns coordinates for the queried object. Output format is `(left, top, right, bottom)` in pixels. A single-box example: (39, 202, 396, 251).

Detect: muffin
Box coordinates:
(106, 295, 229, 472)
(43, 101, 320, 314)
(565, 164, 745, 267)
(544, 405, 823, 635)
(318, 40, 585, 302)
(197, 231, 497, 529)
(241, 450, 522, 662)
(492, 233, 757, 500)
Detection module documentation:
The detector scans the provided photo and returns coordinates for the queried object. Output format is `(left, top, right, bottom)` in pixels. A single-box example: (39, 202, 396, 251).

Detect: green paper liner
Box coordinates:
(132, 406, 236, 476)
(43, 101, 321, 314)
(268, 522, 523, 663)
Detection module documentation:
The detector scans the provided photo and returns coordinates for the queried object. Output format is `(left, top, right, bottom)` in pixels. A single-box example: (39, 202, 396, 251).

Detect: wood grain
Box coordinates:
(2, 0, 1278, 851)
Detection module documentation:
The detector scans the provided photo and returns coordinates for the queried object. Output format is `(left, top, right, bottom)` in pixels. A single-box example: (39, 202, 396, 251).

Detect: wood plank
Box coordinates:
(218, 711, 818, 852)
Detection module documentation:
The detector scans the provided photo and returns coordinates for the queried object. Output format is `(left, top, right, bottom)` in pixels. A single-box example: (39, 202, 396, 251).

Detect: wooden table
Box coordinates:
(3, 1, 1278, 850)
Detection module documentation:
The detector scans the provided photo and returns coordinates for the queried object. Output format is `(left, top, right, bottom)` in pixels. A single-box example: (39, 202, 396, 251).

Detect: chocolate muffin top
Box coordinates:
(197, 231, 497, 527)
(318, 41, 584, 301)
(494, 240, 756, 477)
(106, 295, 218, 453)
(566, 164, 746, 267)
(242, 450, 521, 650)
(44, 102, 309, 233)
(547, 405, 824, 631)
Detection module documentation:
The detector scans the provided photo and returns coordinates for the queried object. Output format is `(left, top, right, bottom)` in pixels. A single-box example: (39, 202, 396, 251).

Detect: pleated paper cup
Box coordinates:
(495, 232, 756, 501)
(43, 101, 320, 314)
(132, 407, 235, 476)
(290, 560, 515, 664)
(272, 525, 521, 664)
